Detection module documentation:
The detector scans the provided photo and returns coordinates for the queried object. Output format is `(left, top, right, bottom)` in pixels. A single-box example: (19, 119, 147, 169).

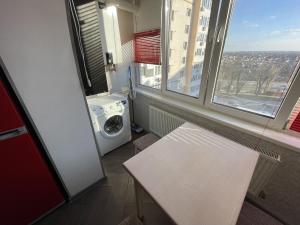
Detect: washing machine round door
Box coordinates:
(103, 115, 123, 137)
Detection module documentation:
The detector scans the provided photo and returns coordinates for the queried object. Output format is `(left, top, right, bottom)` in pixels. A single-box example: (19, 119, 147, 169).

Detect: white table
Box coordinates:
(123, 122, 259, 225)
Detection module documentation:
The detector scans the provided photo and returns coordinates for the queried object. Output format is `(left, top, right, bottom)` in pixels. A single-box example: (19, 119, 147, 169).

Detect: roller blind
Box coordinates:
(290, 112, 300, 132)
(134, 29, 161, 65)
(75, 1, 108, 94)
(288, 98, 300, 133)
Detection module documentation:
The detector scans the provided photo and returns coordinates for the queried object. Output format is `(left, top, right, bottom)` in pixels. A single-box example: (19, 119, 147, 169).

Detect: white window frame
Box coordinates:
(136, 0, 300, 131)
(160, 0, 221, 105)
(204, 0, 300, 130)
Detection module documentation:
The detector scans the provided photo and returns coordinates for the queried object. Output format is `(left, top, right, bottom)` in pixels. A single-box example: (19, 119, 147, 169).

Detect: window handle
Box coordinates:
(217, 24, 225, 43)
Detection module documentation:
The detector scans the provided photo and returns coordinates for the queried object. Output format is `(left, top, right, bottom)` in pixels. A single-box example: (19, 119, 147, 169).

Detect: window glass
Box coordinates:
(139, 63, 162, 89)
(167, 0, 213, 97)
(213, 0, 300, 117)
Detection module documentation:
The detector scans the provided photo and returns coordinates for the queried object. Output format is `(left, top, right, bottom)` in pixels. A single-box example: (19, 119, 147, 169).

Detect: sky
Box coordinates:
(224, 0, 300, 52)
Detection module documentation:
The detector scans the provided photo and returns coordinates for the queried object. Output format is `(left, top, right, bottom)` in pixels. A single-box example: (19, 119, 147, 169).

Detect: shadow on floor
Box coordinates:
(35, 132, 173, 225)
(35, 132, 284, 225)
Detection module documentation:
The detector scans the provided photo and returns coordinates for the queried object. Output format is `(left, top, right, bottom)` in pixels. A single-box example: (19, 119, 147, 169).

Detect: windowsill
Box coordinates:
(136, 87, 300, 154)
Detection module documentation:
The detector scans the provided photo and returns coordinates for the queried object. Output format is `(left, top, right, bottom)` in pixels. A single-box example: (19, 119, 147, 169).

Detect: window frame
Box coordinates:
(136, 0, 300, 131)
(161, 0, 221, 104)
(204, 0, 300, 129)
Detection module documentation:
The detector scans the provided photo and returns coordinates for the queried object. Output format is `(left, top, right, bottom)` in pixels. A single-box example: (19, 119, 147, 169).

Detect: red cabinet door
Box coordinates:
(0, 80, 24, 132)
(0, 133, 64, 225)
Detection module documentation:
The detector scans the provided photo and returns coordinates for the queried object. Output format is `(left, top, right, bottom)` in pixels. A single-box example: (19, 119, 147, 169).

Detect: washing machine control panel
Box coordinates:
(89, 105, 104, 116)
(89, 99, 127, 118)
(106, 102, 123, 113)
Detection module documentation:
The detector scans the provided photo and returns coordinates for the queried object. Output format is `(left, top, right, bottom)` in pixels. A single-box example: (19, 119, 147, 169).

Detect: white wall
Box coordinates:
(135, 0, 162, 32)
(0, 0, 104, 197)
(102, 6, 123, 65)
(99, 7, 135, 93)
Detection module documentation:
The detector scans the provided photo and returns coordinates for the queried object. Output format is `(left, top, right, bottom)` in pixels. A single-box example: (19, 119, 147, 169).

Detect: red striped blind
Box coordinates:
(134, 29, 161, 65)
(288, 98, 300, 133)
(290, 112, 300, 132)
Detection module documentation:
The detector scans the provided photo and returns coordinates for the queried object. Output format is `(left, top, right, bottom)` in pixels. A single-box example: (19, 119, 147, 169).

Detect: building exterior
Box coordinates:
(138, 0, 212, 96)
(168, 0, 212, 96)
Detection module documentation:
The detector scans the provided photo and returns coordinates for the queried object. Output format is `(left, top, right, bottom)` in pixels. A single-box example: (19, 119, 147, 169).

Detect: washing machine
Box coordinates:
(87, 93, 132, 156)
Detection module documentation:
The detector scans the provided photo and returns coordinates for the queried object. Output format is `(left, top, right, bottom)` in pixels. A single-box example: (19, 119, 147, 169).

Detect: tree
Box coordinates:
(263, 65, 280, 93)
(218, 59, 246, 95)
(235, 71, 246, 95)
(255, 63, 278, 95)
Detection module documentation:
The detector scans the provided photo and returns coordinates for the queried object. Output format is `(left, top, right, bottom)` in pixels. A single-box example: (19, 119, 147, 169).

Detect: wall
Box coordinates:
(0, 0, 104, 197)
(114, 8, 135, 93)
(135, 0, 162, 32)
(133, 92, 300, 225)
(99, 7, 134, 93)
(118, 9, 134, 45)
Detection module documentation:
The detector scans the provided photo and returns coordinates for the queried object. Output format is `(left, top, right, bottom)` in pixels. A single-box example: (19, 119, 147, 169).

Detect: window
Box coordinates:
(155, 65, 161, 75)
(135, 29, 162, 89)
(139, 64, 162, 89)
(200, 16, 209, 27)
(195, 48, 202, 55)
(167, 0, 213, 97)
(202, 0, 211, 10)
(137, 0, 300, 132)
(186, 8, 192, 17)
(211, 0, 300, 118)
(183, 41, 188, 50)
(184, 25, 189, 33)
(197, 33, 205, 42)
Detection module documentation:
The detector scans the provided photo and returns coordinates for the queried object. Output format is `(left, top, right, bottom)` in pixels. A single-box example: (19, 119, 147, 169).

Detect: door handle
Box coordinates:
(0, 127, 27, 141)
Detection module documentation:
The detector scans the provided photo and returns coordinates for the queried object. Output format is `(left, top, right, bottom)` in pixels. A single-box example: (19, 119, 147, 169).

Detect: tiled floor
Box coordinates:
(36, 133, 174, 225)
(35, 132, 283, 225)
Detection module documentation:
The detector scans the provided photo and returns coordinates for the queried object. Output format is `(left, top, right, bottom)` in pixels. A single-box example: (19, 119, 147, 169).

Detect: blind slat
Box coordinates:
(134, 29, 161, 65)
(289, 98, 300, 133)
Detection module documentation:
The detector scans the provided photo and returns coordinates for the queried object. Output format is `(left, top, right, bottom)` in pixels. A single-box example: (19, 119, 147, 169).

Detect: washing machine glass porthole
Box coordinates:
(104, 115, 123, 135)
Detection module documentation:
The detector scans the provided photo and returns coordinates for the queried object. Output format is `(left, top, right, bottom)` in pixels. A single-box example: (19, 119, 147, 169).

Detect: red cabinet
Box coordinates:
(0, 80, 64, 225)
(0, 81, 23, 133)
(0, 134, 64, 225)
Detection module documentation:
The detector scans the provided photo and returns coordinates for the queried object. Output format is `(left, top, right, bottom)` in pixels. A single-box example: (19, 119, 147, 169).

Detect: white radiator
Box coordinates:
(149, 106, 185, 137)
(248, 150, 280, 196)
(149, 106, 281, 196)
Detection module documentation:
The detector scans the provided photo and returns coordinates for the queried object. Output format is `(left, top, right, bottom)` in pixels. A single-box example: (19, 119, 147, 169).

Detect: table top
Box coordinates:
(123, 122, 259, 225)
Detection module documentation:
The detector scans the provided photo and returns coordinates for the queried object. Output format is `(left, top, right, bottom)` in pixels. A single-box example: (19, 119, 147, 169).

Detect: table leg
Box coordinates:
(134, 180, 144, 222)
